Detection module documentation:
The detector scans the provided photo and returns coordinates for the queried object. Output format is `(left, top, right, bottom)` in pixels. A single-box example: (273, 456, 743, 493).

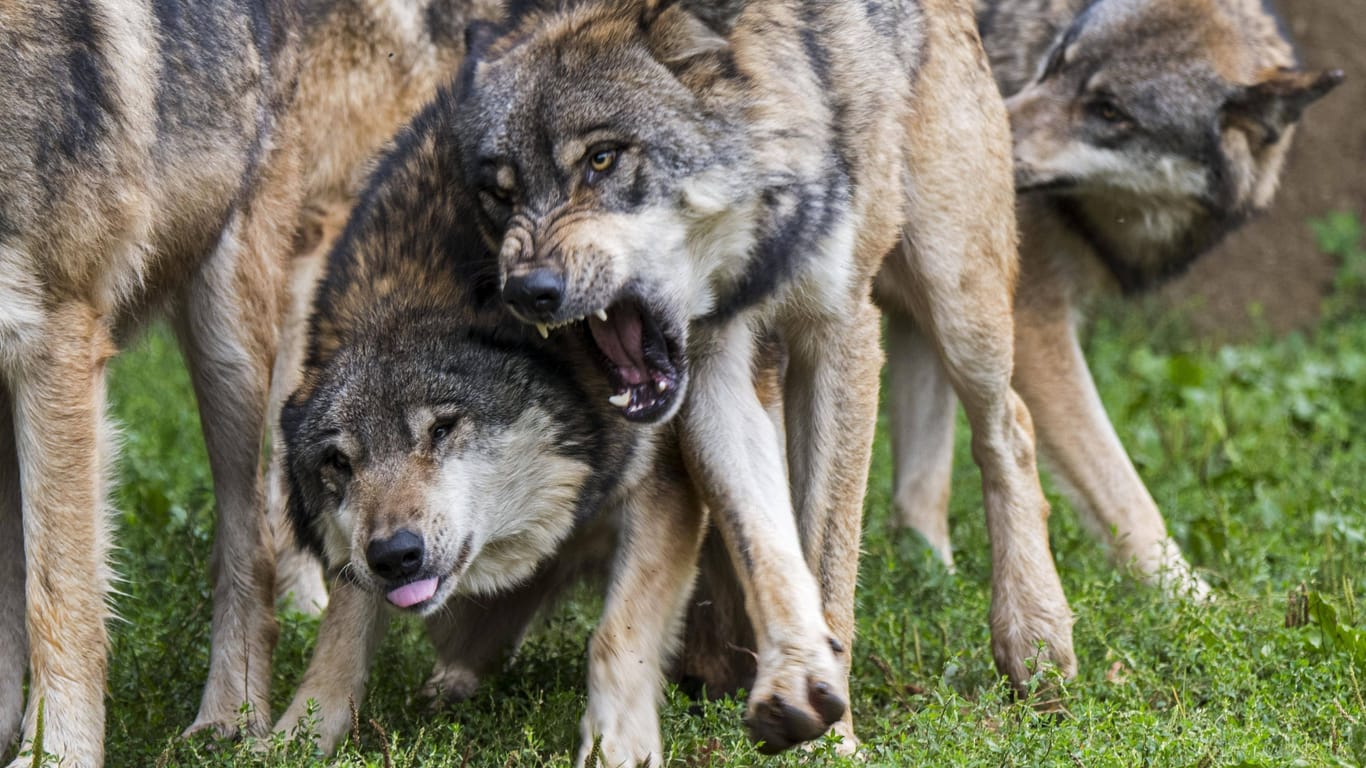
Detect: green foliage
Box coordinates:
(1311, 210, 1366, 321)
(84, 239, 1365, 766)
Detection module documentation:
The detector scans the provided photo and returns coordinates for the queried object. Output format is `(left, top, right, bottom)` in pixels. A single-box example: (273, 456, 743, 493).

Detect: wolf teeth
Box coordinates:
(594, 308, 608, 322)
(608, 392, 631, 408)
(536, 323, 549, 339)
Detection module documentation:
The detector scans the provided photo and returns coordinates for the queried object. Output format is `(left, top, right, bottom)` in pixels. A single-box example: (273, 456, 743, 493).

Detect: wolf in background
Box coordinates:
(888, 0, 1341, 593)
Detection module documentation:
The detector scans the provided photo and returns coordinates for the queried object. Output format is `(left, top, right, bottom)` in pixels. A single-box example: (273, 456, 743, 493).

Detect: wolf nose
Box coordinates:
(367, 530, 425, 580)
(503, 268, 564, 318)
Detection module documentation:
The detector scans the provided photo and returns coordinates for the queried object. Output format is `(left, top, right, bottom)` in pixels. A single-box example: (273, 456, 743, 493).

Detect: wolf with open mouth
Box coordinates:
(457, 0, 1078, 752)
(274, 88, 712, 766)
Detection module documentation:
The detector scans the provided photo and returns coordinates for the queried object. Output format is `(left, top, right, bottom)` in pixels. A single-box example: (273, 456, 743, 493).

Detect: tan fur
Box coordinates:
(894, 0, 1338, 600)
(0, 2, 306, 763)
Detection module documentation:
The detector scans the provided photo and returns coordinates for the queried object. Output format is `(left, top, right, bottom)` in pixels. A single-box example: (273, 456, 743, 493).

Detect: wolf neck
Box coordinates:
(1054, 193, 1232, 295)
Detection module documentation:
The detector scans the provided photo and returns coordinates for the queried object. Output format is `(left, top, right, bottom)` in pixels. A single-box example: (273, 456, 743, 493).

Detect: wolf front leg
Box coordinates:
(578, 444, 706, 768)
(275, 579, 386, 752)
(781, 297, 883, 753)
(878, 0, 1076, 694)
(7, 301, 119, 768)
(1011, 269, 1209, 599)
(884, 308, 959, 568)
(680, 319, 846, 754)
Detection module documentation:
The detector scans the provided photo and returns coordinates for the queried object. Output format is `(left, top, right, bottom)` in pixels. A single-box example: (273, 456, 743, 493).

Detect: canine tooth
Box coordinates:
(656, 380, 669, 393)
(608, 392, 631, 408)
(536, 323, 549, 339)
(576, 315, 585, 323)
(594, 308, 608, 322)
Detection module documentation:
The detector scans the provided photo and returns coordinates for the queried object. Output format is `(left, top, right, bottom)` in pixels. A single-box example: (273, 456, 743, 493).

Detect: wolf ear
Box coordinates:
(1222, 68, 1344, 146)
(641, 0, 739, 63)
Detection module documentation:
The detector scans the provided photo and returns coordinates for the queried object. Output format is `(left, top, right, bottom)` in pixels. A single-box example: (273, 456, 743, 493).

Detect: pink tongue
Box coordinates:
(386, 577, 438, 608)
(588, 309, 648, 385)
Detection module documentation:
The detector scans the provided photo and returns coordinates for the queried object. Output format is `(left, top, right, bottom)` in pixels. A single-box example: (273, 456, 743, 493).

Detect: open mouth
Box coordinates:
(581, 299, 683, 422)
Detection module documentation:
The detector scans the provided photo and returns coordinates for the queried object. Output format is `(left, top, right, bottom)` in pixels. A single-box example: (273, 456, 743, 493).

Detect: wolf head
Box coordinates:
(282, 326, 606, 613)
(453, 0, 756, 424)
(1006, 0, 1340, 249)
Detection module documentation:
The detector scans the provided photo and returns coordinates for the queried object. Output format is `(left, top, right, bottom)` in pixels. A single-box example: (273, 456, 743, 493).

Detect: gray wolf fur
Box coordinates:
(456, 0, 1076, 753)
(0, 1, 303, 765)
(266, 0, 501, 616)
(272, 91, 709, 768)
(888, 0, 1341, 594)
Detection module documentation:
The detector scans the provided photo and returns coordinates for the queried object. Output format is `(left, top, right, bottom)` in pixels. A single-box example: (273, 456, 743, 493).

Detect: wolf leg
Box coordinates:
(177, 208, 289, 739)
(276, 579, 386, 752)
(681, 320, 845, 754)
(578, 447, 706, 768)
(0, 389, 26, 755)
(885, 307, 958, 568)
(8, 302, 117, 768)
(422, 569, 569, 706)
(882, 2, 1076, 692)
(266, 222, 332, 617)
(1012, 289, 1210, 599)
(781, 298, 883, 752)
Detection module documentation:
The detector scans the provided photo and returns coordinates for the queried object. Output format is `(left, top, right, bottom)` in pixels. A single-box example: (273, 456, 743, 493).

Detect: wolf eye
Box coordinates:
(430, 418, 458, 445)
(322, 448, 351, 476)
(1088, 98, 1127, 124)
(584, 148, 618, 184)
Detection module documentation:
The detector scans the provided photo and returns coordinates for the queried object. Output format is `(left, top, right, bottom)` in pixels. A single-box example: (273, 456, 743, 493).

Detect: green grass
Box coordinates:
(38, 227, 1366, 766)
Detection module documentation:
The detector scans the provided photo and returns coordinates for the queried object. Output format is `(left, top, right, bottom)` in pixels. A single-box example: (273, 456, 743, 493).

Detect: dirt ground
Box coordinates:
(1158, 0, 1365, 338)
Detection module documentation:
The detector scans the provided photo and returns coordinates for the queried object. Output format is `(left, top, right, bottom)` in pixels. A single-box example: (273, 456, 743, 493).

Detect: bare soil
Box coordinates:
(1159, 0, 1366, 338)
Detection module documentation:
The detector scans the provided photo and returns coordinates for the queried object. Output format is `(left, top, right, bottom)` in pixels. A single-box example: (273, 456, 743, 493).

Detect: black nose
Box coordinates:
(367, 530, 425, 581)
(503, 268, 564, 317)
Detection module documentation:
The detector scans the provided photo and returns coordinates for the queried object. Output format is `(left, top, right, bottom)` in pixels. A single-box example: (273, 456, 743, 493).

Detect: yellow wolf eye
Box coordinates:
(589, 149, 617, 174)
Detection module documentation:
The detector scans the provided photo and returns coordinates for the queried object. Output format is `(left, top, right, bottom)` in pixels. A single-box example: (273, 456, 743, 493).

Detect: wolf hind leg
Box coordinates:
(1012, 286, 1210, 600)
(7, 302, 119, 768)
(578, 445, 706, 768)
(266, 219, 334, 617)
(883, 3, 1076, 691)
(885, 307, 958, 568)
(0, 387, 27, 757)
(681, 320, 845, 755)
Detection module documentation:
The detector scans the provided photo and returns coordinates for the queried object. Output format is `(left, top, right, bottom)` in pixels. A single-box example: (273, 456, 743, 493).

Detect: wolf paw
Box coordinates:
(421, 663, 480, 708)
(744, 638, 847, 754)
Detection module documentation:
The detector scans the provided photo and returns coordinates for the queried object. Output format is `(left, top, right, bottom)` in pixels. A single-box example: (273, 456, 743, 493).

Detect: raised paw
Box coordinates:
(746, 673, 847, 754)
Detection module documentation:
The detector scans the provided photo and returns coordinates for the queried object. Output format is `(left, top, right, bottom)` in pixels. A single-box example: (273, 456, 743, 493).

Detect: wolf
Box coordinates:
(271, 90, 713, 768)
(456, 0, 1077, 752)
(0, 1, 304, 765)
(887, 0, 1342, 593)
(266, 0, 500, 616)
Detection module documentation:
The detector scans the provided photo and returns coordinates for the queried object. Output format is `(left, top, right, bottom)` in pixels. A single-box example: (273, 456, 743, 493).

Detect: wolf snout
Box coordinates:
(367, 529, 425, 581)
(503, 268, 565, 319)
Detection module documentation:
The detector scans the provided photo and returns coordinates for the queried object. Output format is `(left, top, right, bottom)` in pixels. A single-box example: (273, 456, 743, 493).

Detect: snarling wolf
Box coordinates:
(888, 0, 1341, 594)
(457, 0, 1076, 752)
(0, 1, 303, 764)
(272, 91, 712, 768)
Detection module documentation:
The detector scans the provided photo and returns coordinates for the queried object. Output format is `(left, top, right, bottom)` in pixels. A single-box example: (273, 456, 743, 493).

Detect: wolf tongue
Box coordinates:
(386, 577, 438, 608)
(588, 307, 648, 386)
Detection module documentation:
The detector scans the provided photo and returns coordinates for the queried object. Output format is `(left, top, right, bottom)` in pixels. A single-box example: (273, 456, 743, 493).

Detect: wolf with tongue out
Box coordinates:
(458, 0, 1080, 756)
